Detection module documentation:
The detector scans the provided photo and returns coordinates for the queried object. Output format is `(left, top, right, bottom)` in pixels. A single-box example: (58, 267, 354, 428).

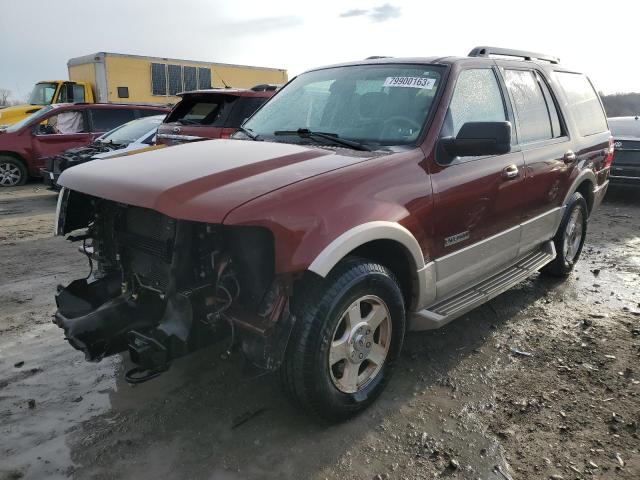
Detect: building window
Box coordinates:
(198, 67, 212, 89)
(151, 63, 167, 95)
(117, 87, 129, 99)
(168, 65, 183, 96)
(183, 66, 197, 91)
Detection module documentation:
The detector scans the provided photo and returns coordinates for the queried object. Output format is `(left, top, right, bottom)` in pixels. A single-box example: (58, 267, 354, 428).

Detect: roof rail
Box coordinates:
(468, 46, 560, 64)
(365, 56, 392, 60)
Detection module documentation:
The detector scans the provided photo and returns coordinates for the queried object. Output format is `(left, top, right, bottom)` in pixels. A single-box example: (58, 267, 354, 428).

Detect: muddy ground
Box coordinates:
(0, 183, 638, 480)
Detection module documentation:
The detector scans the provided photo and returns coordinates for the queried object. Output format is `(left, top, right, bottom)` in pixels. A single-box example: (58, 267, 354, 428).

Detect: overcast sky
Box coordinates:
(1, 0, 638, 101)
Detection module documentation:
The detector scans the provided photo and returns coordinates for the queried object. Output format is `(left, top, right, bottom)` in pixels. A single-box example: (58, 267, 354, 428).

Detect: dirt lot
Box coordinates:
(0, 183, 638, 480)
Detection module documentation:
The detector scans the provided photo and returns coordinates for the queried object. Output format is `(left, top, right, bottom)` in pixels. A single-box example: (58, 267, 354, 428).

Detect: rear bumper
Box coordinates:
(609, 174, 640, 187)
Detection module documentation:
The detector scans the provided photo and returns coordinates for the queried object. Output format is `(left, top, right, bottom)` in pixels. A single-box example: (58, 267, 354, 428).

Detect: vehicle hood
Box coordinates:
(58, 139, 377, 223)
(0, 104, 43, 126)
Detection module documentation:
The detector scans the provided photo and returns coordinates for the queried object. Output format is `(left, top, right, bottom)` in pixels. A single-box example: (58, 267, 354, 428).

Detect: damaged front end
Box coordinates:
(54, 188, 294, 383)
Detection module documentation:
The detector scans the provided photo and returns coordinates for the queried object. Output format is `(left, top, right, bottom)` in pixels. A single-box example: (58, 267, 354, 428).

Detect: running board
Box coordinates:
(410, 241, 556, 331)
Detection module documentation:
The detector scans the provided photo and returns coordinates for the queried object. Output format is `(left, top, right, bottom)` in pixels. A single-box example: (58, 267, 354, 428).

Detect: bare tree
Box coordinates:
(0, 88, 12, 107)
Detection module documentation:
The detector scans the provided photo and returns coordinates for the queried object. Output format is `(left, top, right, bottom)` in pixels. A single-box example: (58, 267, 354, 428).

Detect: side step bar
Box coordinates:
(410, 241, 556, 330)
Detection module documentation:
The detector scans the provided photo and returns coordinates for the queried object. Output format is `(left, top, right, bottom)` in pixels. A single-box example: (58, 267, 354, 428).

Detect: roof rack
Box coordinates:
(468, 46, 560, 64)
(365, 56, 392, 60)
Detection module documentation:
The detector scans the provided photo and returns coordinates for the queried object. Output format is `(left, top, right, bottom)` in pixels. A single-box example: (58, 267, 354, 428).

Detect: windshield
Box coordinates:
(609, 118, 640, 138)
(243, 64, 444, 147)
(29, 83, 58, 106)
(99, 115, 165, 145)
(5, 105, 53, 133)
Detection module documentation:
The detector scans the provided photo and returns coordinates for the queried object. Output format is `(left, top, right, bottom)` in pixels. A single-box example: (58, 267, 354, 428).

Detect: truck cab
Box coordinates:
(0, 81, 94, 126)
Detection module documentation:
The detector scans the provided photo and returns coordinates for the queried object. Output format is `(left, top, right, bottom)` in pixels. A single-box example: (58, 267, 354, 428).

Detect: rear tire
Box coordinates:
(542, 192, 588, 277)
(0, 156, 28, 187)
(280, 257, 405, 421)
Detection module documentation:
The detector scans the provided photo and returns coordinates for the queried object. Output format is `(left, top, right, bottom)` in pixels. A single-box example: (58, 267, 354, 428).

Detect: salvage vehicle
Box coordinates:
(0, 103, 168, 187)
(54, 47, 611, 420)
(41, 115, 166, 189)
(608, 116, 640, 187)
(156, 85, 278, 145)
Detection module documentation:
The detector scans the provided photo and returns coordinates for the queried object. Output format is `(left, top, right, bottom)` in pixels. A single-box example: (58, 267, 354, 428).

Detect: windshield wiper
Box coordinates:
(273, 128, 372, 151)
(237, 126, 260, 141)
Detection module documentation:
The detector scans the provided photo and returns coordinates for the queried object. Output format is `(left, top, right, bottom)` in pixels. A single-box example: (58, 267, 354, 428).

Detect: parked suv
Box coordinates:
(0, 103, 168, 186)
(155, 85, 277, 145)
(53, 47, 611, 420)
(608, 116, 640, 187)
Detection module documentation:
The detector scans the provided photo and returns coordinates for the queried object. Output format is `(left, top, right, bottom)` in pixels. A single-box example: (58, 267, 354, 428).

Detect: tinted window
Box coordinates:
(90, 109, 136, 132)
(504, 69, 553, 143)
(447, 69, 506, 137)
(555, 72, 607, 136)
(226, 97, 268, 128)
(166, 95, 234, 126)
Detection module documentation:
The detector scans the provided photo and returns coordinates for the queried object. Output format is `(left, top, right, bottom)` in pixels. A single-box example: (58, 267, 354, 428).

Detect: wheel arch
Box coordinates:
(307, 221, 431, 311)
(563, 170, 596, 216)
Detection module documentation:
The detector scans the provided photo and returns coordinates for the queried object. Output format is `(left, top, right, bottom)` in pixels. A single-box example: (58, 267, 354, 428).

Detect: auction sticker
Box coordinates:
(383, 76, 436, 89)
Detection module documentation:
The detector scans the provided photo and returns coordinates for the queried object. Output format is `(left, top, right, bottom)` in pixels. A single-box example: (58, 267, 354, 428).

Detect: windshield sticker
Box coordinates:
(383, 76, 436, 89)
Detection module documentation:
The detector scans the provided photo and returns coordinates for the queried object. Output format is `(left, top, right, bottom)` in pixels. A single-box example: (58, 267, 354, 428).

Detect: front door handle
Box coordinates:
(502, 164, 519, 180)
(563, 150, 577, 163)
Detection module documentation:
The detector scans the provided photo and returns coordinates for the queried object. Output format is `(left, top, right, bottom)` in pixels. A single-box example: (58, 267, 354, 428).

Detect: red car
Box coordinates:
(0, 103, 168, 186)
(55, 47, 611, 420)
(156, 85, 277, 145)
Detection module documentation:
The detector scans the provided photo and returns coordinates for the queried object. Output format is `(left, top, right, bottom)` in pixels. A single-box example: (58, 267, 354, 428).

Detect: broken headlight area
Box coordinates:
(54, 192, 292, 383)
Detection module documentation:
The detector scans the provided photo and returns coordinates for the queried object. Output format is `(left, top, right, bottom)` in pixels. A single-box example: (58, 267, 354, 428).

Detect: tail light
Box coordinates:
(604, 136, 614, 168)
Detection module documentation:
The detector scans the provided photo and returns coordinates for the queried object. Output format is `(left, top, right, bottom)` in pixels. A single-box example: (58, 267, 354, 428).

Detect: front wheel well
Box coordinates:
(348, 239, 417, 310)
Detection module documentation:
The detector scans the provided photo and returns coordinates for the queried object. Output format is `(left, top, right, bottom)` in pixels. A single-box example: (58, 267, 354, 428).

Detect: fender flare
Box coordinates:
(307, 221, 437, 310)
(562, 169, 596, 209)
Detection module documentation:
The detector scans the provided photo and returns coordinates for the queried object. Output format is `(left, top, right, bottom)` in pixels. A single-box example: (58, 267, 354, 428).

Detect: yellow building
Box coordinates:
(67, 52, 288, 105)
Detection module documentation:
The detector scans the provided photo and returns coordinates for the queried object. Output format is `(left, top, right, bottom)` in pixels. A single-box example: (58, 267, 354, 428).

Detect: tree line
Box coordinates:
(600, 93, 640, 118)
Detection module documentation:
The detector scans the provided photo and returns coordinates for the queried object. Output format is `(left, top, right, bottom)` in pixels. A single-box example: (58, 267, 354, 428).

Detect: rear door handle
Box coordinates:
(563, 150, 577, 163)
(502, 164, 519, 180)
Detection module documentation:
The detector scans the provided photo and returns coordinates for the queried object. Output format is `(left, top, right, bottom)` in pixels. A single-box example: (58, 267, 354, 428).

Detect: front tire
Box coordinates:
(0, 156, 28, 187)
(280, 258, 405, 421)
(542, 192, 588, 277)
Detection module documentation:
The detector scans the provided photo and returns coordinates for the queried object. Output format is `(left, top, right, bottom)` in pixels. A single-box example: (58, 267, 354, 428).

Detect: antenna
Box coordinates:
(215, 70, 231, 89)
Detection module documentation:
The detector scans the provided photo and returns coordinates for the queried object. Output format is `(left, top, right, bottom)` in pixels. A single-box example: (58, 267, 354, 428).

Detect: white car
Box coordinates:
(42, 114, 166, 189)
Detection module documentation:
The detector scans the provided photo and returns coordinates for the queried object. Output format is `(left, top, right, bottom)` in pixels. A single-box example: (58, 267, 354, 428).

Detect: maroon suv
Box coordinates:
(0, 103, 168, 186)
(54, 47, 611, 420)
(156, 85, 277, 145)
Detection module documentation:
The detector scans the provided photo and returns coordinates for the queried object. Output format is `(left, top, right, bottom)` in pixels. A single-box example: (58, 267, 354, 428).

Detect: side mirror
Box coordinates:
(441, 121, 511, 157)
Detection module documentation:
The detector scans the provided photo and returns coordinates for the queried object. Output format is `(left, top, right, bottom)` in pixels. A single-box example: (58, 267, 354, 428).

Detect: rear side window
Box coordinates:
(447, 69, 506, 137)
(555, 72, 607, 136)
(504, 69, 558, 144)
(90, 108, 136, 132)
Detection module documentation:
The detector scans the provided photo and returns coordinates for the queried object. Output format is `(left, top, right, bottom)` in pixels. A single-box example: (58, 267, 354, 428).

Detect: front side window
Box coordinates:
(504, 69, 553, 144)
(244, 64, 444, 147)
(554, 71, 607, 137)
(36, 110, 85, 135)
(446, 69, 506, 137)
(28, 83, 58, 105)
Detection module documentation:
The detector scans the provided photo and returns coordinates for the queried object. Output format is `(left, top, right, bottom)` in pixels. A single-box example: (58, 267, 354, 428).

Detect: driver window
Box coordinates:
(38, 111, 84, 135)
(444, 69, 506, 138)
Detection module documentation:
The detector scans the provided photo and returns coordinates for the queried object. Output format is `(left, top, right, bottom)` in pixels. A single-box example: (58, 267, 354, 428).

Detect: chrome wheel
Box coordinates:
(563, 207, 584, 262)
(0, 161, 22, 186)
(328, 295, 392, 394)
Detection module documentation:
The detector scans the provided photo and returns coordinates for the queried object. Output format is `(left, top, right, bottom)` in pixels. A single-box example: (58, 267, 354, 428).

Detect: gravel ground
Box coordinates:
(0, 183, 638, 480)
